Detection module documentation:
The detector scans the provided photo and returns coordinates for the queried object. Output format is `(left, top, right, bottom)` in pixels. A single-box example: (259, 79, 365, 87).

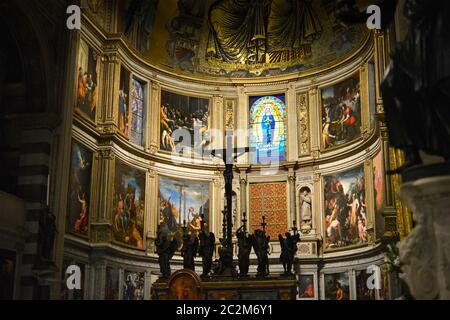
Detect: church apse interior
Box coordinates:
(1, 0, 449, 301)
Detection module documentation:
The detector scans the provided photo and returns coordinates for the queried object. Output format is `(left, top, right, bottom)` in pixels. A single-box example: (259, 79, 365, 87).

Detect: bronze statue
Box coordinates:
(181, 233, 199, 271)
(198, 229, 215, 277)
(381, 0, 450, 174)
(213, 238, 233, 276)
(279, 232, 300, 276)
(252, 229, 270, 277)
(155, 227, 178, 278)
(38, 207, 57, 265)
(236, 225, 252, 277)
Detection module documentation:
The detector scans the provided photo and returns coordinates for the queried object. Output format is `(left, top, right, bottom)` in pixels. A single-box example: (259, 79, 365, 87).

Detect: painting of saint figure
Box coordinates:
(373, 151, 385, 238)
(299, 275, 315, 299)
(249, 95, 287, 164)
(321, 75, 361, 149)
(123, 271, 145, 300)
(158, 175, 210, 246)
(105, 267, 119, 300)
(356, 269, 376, 300)
(113, 161, 145, 248)
(67, 142, 92, 235)
(324, 273, 350, 300)
(76, 39, 99, 120)
(118, 67, 131, 137)
(160, 90, 210, 156)
(323, 166, 367, 250)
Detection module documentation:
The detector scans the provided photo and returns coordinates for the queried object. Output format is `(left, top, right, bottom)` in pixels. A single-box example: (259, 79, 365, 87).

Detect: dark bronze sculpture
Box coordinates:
(214, 238, 233, 276)
(155, 227, 178, 278)
(335, 0, 450, 177)
(252, 229, 270, 277)
(38, 207, 57, 266)
(381, 0, 450, 174)
(198, 218, 215, 277)
(278, 232, 300, 276)
(181, 231, 199, 271)
(236, 225, 252, 277)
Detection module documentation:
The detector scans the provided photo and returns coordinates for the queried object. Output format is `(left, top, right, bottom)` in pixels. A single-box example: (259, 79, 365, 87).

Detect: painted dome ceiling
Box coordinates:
(120, 0, 369, 78)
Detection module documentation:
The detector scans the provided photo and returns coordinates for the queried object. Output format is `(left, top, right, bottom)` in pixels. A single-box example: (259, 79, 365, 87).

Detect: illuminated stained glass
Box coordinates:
(130, 79, 145, 146)
(249, 94, 287, 164)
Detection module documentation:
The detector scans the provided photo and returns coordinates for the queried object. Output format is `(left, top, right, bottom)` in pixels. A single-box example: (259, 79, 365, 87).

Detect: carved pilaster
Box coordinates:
(99, 47, 120, 126)
(360, 64, 370, 138)
(373, 29, 390, 114)
(212, 95, 224, 151)
(308, 87, 320, 153)
(149, 81, 160, 150)
(146, 168, 157, 253)
(91, 148, 115, 243)
(297, 93, 310, 157)
(364, 159, 375, 243)
(225, 99, 236, 131)
(236, 86, 248, 164)
(288, 173, 296, 228)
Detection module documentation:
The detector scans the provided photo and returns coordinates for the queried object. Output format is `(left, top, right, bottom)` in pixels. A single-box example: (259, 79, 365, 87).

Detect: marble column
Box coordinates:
(398, 176, 450, 299)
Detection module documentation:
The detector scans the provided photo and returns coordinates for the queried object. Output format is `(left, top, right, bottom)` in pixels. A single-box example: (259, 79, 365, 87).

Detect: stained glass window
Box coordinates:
(249, 94, 287, 164)
(130, 79, 145, 146)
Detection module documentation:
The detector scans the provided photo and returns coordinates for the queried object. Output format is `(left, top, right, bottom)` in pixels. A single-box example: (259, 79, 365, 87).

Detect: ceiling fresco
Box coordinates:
(123, 0, 369, 78)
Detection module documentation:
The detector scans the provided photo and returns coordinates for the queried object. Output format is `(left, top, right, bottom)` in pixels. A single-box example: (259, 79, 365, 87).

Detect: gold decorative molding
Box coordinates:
(225, 99, 236, 131)
(313, 173, 321, 183)
(99, 148, 114, 160)
(389, 148, 413, 239)
(297, 93, 310, 157)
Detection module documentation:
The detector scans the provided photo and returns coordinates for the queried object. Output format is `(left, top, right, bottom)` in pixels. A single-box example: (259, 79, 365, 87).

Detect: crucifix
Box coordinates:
(211, 130, 254, 274)
(174, 183, 188, 225)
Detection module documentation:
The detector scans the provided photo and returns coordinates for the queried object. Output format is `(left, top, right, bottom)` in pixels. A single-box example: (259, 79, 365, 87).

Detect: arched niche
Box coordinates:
(297, 185, 313, 234)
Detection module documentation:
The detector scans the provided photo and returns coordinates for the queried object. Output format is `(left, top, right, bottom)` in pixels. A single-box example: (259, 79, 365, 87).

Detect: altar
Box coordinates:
(151, 269, 298, 300)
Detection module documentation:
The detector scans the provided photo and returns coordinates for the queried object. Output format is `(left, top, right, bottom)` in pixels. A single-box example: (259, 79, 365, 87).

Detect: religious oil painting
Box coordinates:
(373, 150, 385, 238)
(123, 271, 145, 300)
(299, 275, 315, 299)
(160, 90, 210, 156)
(0, 249, 16, 300)
(67, 142, 93, 235)
(249, 94, 287, 164)
(158, 175, 210, 246)
(118, 66, 131, 137)
(76, 38, 99, 120)
(105, 267, 120, 300)
(356, 269, 376, 300)
(113, 161, 145, 249)
(324, 273, 350, 300)
(323, 166, 367, 250)
(321, 75, 361, 149)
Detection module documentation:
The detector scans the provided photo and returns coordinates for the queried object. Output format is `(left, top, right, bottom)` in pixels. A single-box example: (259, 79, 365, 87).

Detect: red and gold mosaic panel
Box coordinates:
(249, 182, 288, 239)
